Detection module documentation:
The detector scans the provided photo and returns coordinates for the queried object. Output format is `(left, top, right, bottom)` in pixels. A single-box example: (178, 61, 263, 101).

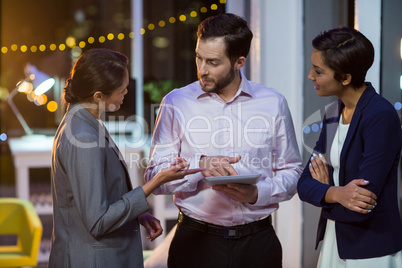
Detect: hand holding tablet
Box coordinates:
(204, 174, 261, 187)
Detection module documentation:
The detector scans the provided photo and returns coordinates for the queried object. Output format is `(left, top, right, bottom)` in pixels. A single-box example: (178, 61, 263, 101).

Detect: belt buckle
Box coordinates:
(224, 227, 240, 239)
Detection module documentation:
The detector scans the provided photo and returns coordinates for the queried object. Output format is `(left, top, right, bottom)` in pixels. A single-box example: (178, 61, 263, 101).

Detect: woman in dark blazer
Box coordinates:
(297, 27, 402, 267)
(48, 48, 202, 268)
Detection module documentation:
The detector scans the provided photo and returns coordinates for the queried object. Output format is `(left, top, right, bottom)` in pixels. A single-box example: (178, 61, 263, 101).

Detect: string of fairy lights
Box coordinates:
(0, 1, 225, 137)
(1, 2, 225, 55)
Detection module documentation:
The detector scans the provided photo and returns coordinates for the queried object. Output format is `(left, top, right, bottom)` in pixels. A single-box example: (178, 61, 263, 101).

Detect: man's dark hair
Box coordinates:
(197, 13, 253, 64)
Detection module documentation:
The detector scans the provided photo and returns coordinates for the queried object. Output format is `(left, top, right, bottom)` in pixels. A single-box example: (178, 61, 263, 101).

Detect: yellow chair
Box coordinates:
(0, 198, 43, 267)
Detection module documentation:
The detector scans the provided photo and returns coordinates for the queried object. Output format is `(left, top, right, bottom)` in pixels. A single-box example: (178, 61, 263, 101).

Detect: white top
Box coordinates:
(317, 114, 402, 268)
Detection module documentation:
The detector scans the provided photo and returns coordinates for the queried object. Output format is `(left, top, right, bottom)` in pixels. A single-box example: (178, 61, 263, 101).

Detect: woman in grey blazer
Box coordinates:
(48, 48, 202, 268)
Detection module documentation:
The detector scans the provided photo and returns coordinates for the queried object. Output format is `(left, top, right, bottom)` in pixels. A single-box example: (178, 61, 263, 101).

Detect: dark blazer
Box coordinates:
(298, 83, 402, 259)
(49, 104, 150, 268)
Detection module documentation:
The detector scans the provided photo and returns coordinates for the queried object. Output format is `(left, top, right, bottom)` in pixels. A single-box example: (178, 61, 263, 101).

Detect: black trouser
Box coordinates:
(168, 214, 282, 268)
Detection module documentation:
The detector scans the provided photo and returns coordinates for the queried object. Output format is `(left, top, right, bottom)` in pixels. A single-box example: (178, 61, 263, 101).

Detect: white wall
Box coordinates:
(131, 0, 144, 118)
(355, 0, 382, 93)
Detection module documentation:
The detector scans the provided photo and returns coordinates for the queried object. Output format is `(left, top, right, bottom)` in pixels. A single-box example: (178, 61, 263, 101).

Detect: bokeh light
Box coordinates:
(27, 91, 37, 102)
(34, 94, 47, 106)
(153, 37, 170, 48)
(71, 46, 82, 58)
(179, 15, 186, 22)
(0, 133, 7, 141)
(18, 81, 33, 94)
(303, 126, 311, 134)
(47, 101, 58, 112)
(311, 124, 320, 132)
(66, 36, 76, 48)
(148, 23, 155, 30)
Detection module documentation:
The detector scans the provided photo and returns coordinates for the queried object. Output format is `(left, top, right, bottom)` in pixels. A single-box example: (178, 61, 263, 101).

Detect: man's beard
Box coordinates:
(198, 67, 236, 94)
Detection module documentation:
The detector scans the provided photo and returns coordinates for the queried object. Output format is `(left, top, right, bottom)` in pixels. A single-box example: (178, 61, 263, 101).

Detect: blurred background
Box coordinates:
(0, 0, 401, 267)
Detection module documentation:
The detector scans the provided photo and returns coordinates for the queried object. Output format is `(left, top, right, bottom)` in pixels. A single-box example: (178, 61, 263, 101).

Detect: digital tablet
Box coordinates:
(204, 174, 261, 187)
(179, 168, 205, 172)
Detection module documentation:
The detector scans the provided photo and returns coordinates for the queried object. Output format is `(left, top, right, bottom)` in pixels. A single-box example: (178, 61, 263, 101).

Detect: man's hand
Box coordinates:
(213, 183, 258, 204)
(199, 155, 241, 177)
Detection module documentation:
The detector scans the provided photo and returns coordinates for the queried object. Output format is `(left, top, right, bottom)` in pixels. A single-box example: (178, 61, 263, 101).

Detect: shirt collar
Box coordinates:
(195, 69, 254, 101)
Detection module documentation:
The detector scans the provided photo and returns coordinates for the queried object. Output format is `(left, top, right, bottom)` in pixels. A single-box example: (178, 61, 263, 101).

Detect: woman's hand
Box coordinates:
(309, 153, 330, 185)
(139, 213, 162, 241)
(325, 179, 377, 214)
(142, 158, 205, 196)
(158, 157, 205, 184)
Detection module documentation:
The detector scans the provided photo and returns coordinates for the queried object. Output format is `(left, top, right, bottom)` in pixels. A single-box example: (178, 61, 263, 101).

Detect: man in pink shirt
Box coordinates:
(145, 13, 302, 268)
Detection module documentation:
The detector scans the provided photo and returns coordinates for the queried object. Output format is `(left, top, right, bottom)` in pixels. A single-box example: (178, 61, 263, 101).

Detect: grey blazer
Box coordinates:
(48, 104, 150, 268)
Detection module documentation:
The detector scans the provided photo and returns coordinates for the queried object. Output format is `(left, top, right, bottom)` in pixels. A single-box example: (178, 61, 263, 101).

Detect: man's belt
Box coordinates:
(178, 211, 272, 239)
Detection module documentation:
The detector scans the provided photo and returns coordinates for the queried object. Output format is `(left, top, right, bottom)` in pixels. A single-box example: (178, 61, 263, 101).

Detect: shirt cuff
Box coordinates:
(249, 181, 271, 207)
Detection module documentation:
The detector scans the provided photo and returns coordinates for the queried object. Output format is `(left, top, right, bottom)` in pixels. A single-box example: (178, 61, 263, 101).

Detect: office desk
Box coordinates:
(8, 135, 146, 211)
(8, 136, 54, 208)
